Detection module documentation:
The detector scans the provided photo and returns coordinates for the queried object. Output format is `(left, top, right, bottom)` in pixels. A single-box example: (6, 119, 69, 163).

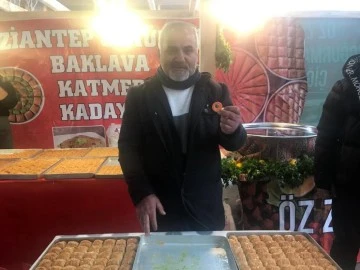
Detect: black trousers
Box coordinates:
(330, 196, 360, 270)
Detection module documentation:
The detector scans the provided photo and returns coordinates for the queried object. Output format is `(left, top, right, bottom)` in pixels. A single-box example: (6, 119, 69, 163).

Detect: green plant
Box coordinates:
(238, 158, 269, 182)
(275, 161, 303, 189)
(296, 154, 314, 177)
(215, 26, 232, 73)
(277, 155, 314, 188)
(221, 155, 314, 188)
(221, 157, 241, 187)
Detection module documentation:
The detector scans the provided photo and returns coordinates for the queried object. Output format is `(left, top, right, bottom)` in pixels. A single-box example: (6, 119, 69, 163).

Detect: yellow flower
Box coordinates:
(259, 160, 265, 164)
(236, 162, 242, 168)
(289, 159, 297, 166)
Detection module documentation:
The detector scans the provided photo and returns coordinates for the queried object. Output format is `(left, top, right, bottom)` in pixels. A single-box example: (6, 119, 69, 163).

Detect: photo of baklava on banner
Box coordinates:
(217, 17, 335, 254)
(216, 17, 308, 125)
(0, 67, 44, 124)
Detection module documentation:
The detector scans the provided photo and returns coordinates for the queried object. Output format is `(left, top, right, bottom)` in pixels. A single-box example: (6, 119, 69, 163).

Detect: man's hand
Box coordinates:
(219, 106, 241, 134)
(136, 194, 166, 235)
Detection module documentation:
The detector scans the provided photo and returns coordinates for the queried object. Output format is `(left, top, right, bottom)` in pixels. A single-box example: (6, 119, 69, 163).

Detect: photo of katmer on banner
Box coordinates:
(52, 126, 106, 148)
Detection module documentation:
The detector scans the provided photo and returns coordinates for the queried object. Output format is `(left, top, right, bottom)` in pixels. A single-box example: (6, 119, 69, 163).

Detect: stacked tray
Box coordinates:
(0, 158, 60, 180)
(85, 147, 119, 158)
(43, 158, 106, 179)
(0, 148, 124, 180)
(31, 231, 341, 270)
(0, 149, 42, 159)
(95, 157, 123, 179)
(34, 148, 91, 158)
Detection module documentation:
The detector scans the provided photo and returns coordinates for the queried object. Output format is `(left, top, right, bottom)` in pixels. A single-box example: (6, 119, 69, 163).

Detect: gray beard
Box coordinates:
(169, 67, 197, 82)
(169, 70, 190, 81)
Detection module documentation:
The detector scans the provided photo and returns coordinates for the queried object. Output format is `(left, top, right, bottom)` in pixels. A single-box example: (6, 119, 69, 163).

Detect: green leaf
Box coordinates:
(215, 26, 232, 73)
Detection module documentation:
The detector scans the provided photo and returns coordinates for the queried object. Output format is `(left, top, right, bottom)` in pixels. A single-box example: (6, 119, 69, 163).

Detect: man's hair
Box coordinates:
(158, 21, 199, 51)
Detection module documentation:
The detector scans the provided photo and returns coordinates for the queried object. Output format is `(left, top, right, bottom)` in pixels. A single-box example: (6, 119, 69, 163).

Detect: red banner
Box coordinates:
(0, 16, 197, 149)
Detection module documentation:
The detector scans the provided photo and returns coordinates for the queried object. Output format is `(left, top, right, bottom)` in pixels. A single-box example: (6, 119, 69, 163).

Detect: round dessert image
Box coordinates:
(0, 67, 44, 124)
(216, 48, 269, 123)
(255, 18, 306, 80)
(263, 80, 307, 123)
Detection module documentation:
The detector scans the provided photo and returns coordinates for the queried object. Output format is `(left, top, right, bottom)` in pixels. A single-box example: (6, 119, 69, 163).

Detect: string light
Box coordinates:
(209, 0, 360, 33)
(91, 0, 149, 48)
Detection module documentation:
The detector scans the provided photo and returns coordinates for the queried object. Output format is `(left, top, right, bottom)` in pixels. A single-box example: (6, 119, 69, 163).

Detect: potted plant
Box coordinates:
(221, 154, 315, 229)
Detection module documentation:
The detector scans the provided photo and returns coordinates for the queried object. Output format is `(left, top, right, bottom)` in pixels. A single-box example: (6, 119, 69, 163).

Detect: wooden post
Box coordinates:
(199, 0, 216, 75)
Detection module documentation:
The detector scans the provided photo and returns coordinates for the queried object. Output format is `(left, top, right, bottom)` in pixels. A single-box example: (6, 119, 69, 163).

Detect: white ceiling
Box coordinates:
(0, 0, 199, 12)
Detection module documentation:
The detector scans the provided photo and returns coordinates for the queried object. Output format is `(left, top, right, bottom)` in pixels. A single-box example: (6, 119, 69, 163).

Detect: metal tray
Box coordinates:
(243, 122, 317, 139)
(34, 148, 91, 158)
(30, 233, 141, 270)
(0, 158, 61, 180)
(95, 157, 123, 179)
(133, 235, 238, 270)
(0, 173, 37, 180)
(226, 230, 341, 269)
(43, 157, 106, 179)
(85, 147, 119, 157)
(0, 149, 42, 159)
(29, 231, 342, 270)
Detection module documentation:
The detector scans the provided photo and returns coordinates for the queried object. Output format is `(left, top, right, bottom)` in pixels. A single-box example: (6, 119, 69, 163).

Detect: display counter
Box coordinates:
(30, 231, 341, 270)
(0, 178, 140, 270)
(0, 147, 357, 268)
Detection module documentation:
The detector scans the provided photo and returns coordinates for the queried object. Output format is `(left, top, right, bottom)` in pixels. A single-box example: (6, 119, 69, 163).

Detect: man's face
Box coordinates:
(159, 27, 198, 82)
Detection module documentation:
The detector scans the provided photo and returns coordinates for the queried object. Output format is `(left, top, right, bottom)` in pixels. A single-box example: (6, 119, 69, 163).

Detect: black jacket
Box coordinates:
(0, 81, 18, 116)
(315, 54, 360, 196)
(118, 73, 247, 231)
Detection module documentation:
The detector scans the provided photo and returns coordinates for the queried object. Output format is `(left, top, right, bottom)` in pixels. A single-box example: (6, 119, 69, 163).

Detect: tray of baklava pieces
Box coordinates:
(34, 148, 91, 158)
(0, 158, 60, 180)
(227, 231, 341, 270)
(85, 147, 119, 158)
(0, 149, 42, 159)
(0, 158, 18, 169)
(30, 234, 140, 270)
(43, 157, 105, 179)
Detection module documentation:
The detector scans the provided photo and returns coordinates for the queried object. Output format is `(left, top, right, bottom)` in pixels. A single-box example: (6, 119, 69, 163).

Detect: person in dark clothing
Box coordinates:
(0, 80, 18, 149)
(315, 54, 360, 269)
(118, 21, 247, 234)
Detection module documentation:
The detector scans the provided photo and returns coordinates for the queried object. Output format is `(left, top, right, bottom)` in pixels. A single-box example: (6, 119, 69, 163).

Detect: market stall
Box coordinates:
(0, 148, 240, 270)
(0, 148, 141, 269)
(1, 7, 360, 270)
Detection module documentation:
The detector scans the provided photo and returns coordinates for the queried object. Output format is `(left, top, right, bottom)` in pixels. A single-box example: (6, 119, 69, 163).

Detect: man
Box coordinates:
(315, 54, 360, 269)
(119, 21, 247, 234)
(0, 80, 18, 149)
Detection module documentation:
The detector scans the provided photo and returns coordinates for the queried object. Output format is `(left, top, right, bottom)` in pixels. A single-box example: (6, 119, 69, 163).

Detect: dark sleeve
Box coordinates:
(0, 81, 18, 109)
(118, 87, 154, 205)
(217, 83, 247, 151)
(314, 80, 346, 190)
